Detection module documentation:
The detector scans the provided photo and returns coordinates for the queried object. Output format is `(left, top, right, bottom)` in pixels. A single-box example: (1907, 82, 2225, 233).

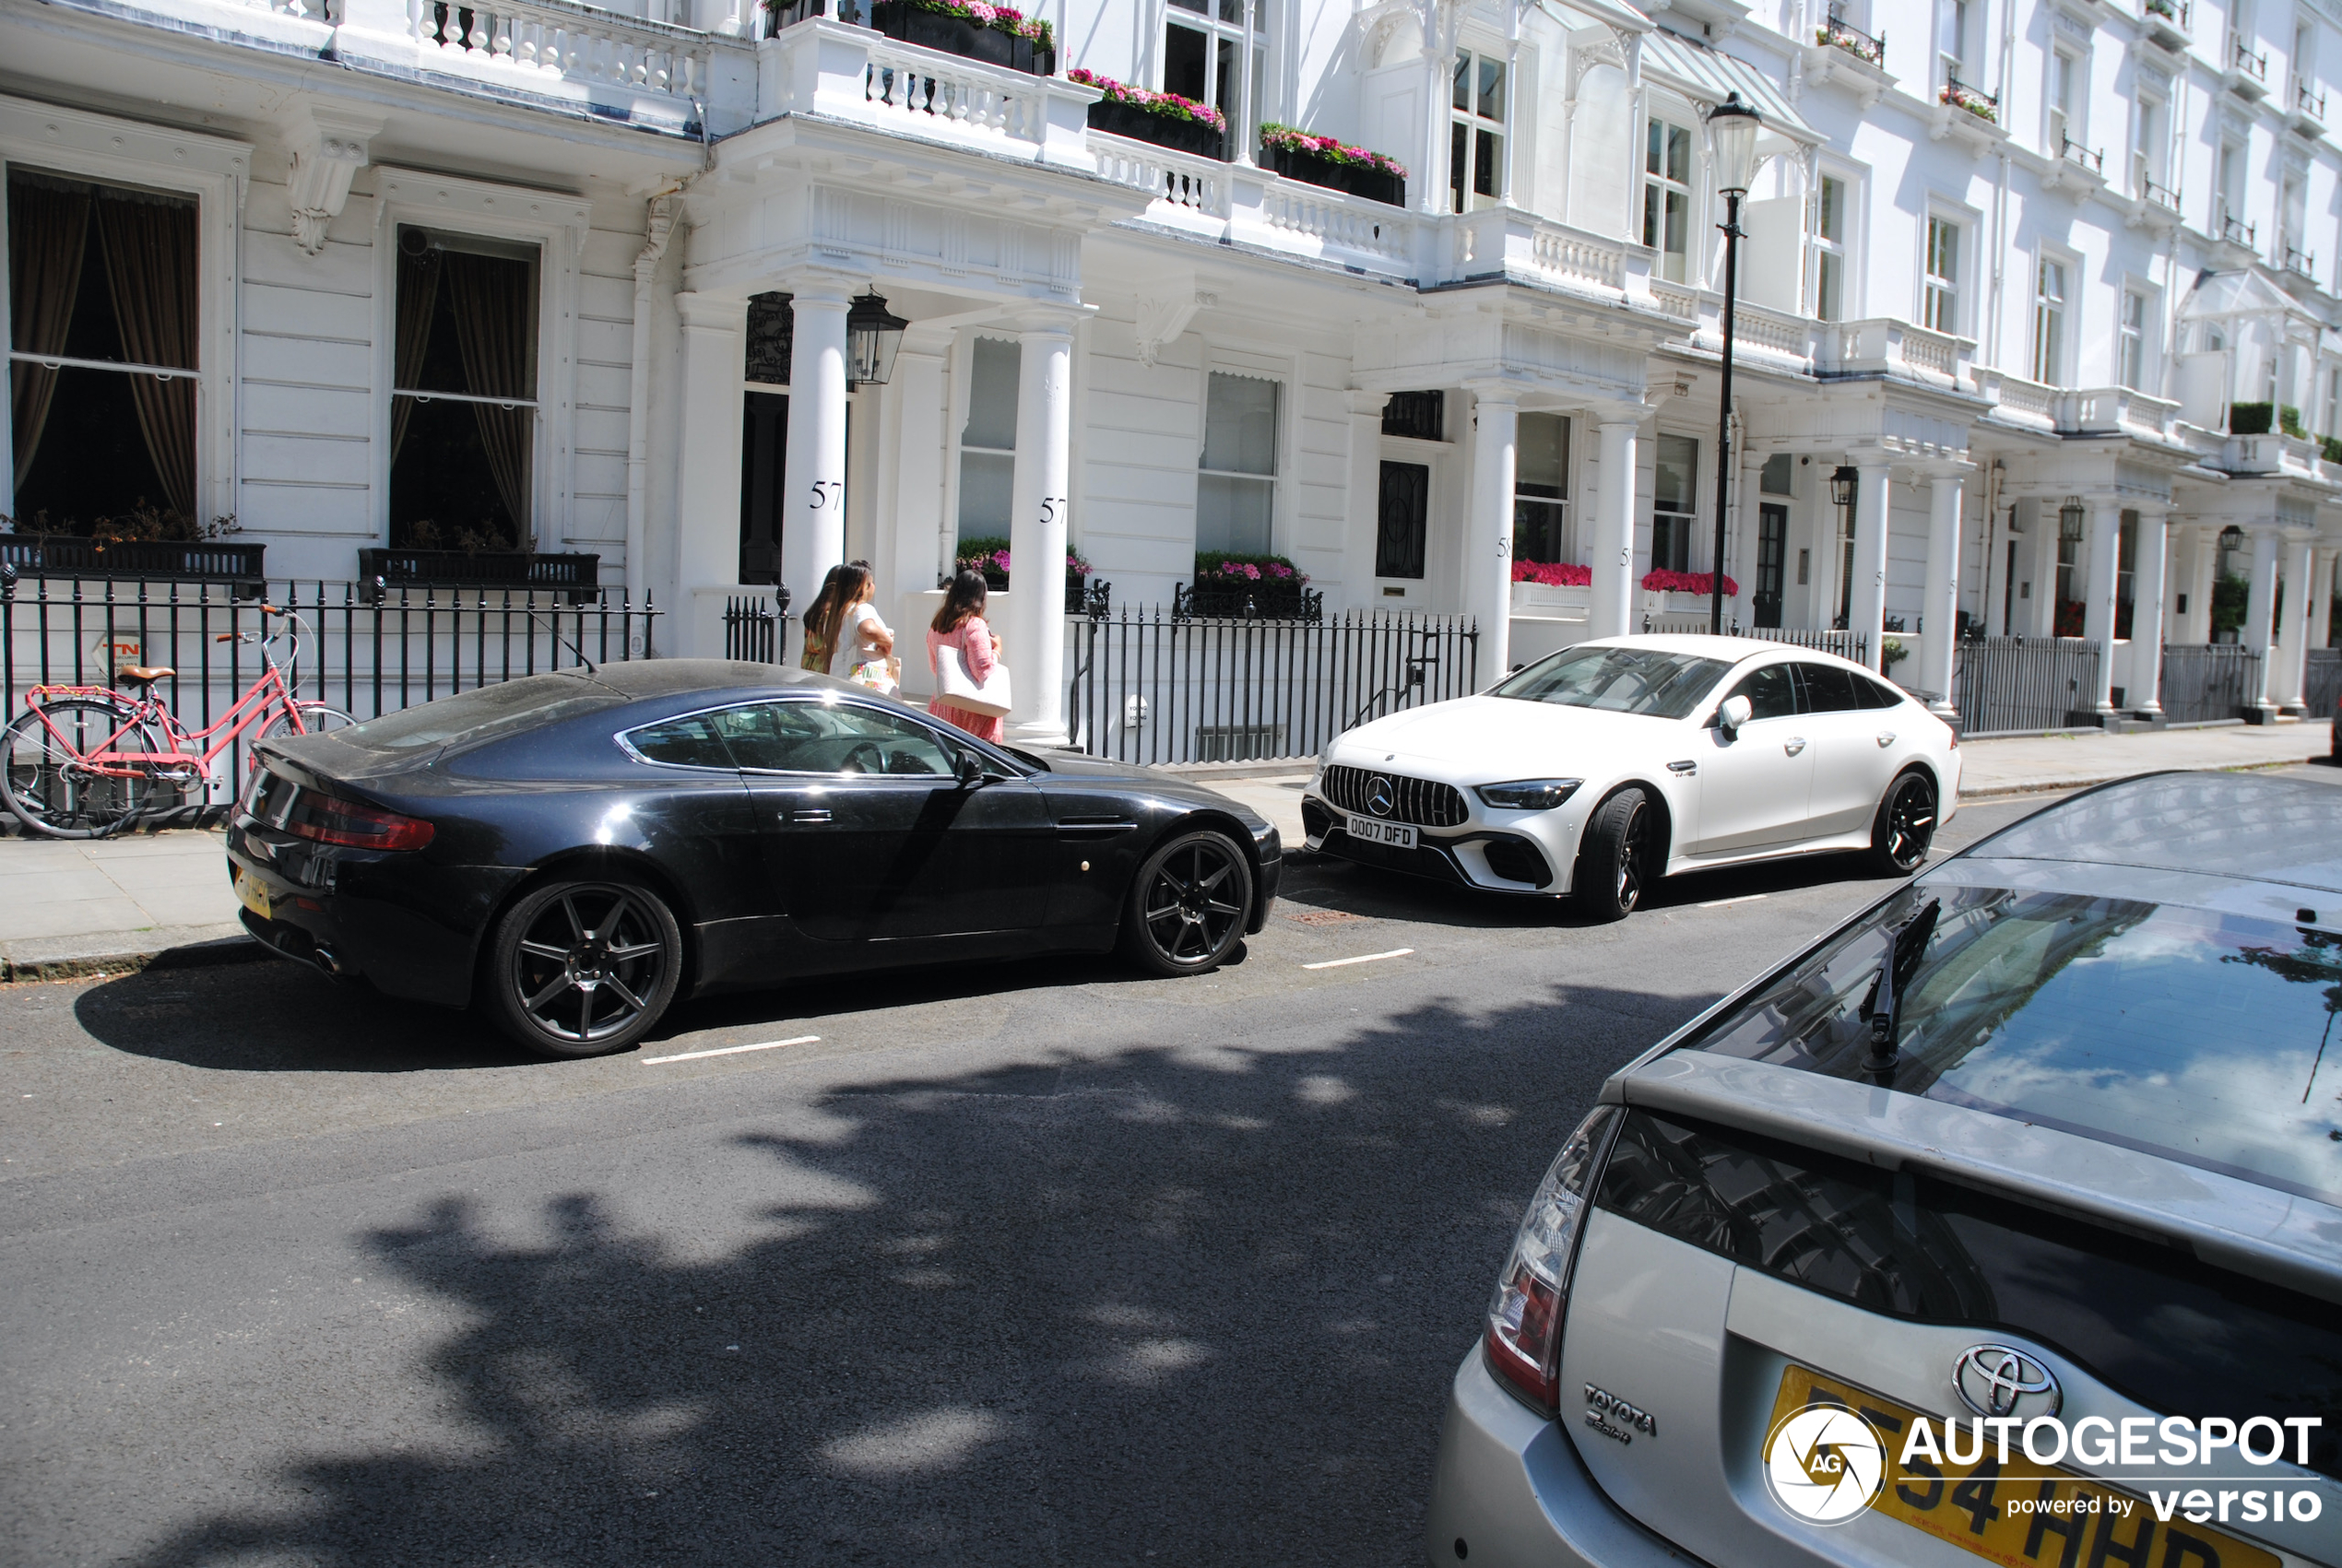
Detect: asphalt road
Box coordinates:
(0, 782, 2309, 1567)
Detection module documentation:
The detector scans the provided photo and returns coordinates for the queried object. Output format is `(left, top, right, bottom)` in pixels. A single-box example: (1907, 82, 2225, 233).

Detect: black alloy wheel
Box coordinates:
(1869, 770, 1939, 877)
(486, 878, 683, 1057)
(1121, 829, 1254, 977)
(1575, 786, 1651, 922)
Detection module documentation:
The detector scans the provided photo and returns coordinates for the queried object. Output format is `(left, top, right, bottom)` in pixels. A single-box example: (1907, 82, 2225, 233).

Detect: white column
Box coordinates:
(2313, 548, 2337, 655)
(2187, 526, 2219, 644)
(2246, 526, 2282, 714)
(672, 292, 749, 659)
(1343, 390, 1387, 610)
(2278, 536, 2317, 713)
(1849, 460, 1892, 671)
(1917, 469, 1964, 712)
(2129, 512, 2171, 714)
(1730, 442, 1763, 630)
(2082, 500, 2122, 713)
(1005, 312, 1077, 746)
(1464, 383, 1520, 681)
(780, 283, 852, 631)
(1591, 416, 1641, 640)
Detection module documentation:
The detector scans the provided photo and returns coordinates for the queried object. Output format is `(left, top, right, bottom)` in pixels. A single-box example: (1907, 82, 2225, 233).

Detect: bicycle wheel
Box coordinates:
(2, 699, 169, 839)
(256, 702, 360, 746)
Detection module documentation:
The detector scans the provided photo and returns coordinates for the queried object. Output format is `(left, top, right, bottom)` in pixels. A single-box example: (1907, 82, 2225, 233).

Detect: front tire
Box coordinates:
(1120, 829, 1254, 977)
(2, 699, 169, 839)
(485, 878, 683, 1058)
(1573, 787, 1653, 921)
(1867, 770, 1939, 877)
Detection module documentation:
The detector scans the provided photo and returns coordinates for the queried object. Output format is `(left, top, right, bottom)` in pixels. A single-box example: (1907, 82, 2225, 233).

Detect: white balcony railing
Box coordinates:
(402, 0, 729, 128)
(1092, 134, 1231, 221)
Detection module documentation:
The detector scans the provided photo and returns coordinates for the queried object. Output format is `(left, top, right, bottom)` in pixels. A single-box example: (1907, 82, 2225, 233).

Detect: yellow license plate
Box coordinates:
(235, 868, 273, 922)
(1768, 1366, 2280, 1568)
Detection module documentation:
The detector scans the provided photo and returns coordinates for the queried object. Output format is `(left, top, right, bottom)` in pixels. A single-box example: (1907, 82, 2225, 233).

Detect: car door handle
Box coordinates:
(1784, 737, 1807, 757)
(1876, 732, 1896, 748)
(786, 808, 833, 823)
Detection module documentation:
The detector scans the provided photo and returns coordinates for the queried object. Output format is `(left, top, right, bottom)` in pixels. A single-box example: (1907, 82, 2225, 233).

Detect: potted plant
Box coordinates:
(1640, 569, 1738, 599)
(0, 505, 266, 595)
(768, 0, 1056, 75)
(1511, 560, 1591, 587)
(1069, 70, 1227, 159)
(2230, 401, 2275, 435)
(1939, 81, 1997, 123)
(949, 538, 1096, 611)
(1179, 552, 1316, 618)
(1258, 124, 1406, 206)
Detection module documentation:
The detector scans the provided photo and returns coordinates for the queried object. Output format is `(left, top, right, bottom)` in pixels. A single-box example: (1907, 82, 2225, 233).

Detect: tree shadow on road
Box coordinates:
(116, 983, 1696, 1568)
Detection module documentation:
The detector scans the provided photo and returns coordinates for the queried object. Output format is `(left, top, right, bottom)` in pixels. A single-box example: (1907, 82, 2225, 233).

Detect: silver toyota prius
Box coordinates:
(1425, 770, 2342, 1568)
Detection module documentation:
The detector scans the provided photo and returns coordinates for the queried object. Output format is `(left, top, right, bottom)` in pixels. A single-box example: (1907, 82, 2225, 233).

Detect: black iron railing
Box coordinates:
(1816, 16, 1883, 65)
(1950, 636, 2101, 735)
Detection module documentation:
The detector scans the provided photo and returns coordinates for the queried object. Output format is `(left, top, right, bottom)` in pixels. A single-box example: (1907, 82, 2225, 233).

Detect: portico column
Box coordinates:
(1591, 416, 1641, 640)
(2245, 526, 2282, 716)
(2128, 512, 2171, 715)
(780, 282, 852, 631)
(1731, 442, 1763, 630)
(673, 292, 750, 658)
(1343, 390, 1387, 608)
(2313, 548, 2337, 657)
(2186, 526, 2218, 644)
(1849, 461, 1891, 671)
(2277, 536, 2317, 713)
(1005, 311, 1077, 746)
(1917, 468, 1964, 713)
(1464, 382, 1521, 681)
(2082, 500, 2123, 713)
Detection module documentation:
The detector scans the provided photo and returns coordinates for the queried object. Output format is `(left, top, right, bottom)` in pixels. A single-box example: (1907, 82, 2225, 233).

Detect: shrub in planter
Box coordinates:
(1881, 635, 1910, 667)
(2230, 401, 2275, 435)
(1511, 560, 1591, 586)
(2321, 434, 2342, 465)
(1194, 551, 1307, 590)
(1258, 124, 1406, 206)
(2280, 404, 2307, 438)
(1070, 70, 1226, 159)
(950, 537, 1090, 592)
(769, 0, 1055, 73)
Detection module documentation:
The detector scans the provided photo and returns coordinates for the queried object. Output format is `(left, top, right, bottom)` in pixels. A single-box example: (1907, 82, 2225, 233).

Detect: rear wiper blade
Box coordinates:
(1863, 896, 1943, 1078)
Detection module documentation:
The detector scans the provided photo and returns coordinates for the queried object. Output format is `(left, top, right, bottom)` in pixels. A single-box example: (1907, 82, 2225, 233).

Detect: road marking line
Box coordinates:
(1302, 948, 1414, 971)
(643, 1034, 820, 1065)
(1697, 893, 1770, 909)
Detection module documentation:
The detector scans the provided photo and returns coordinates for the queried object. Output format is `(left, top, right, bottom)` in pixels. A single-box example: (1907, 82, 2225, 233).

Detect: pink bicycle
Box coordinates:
(2, 603, 355, 838)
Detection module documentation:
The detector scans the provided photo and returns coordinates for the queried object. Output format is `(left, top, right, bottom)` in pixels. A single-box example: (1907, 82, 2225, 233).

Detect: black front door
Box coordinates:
(739, 391, 787, 585)
(1376, 461, 1430, 580)
(1754, 503, 1787, 629)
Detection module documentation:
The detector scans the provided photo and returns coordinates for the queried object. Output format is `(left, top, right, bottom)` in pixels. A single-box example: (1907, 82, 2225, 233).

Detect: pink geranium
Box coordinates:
(1639, 569, 1740, 596)
(1511, 560, 1591, 586)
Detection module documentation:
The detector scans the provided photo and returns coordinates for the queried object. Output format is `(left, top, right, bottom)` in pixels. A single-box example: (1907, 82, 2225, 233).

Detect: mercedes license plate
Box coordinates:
(1346, 814, 1416, 850)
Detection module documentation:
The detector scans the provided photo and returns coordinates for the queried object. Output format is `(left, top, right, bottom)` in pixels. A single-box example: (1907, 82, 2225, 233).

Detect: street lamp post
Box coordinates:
(1705, 92, 1761, 635)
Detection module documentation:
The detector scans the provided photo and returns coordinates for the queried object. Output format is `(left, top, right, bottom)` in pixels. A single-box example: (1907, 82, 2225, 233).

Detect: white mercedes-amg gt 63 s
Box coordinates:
(1299, 635, 1961, 919)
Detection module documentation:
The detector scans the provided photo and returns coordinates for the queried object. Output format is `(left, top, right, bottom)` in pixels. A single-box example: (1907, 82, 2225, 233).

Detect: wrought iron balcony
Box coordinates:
(1815, 15, 1883, 65)
(2059, 136, 2104, 173)
(1940, 76, 1998, 123)
(2231, 37, 2269, 81)
(2286, 243, 2317, 277)
(2220, 212, 2257, 248)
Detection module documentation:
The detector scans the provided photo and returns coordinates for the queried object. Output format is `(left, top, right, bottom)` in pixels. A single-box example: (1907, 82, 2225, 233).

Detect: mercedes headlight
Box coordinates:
(1475, 778, 1583, 811)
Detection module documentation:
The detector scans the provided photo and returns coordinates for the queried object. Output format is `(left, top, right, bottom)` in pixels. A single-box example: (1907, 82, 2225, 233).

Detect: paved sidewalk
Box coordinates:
(0, 719, 2329, 980)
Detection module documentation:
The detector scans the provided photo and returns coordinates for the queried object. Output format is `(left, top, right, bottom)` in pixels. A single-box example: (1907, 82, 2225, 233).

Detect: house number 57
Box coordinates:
(808, 479, 844, 510)
(1039, 496, 1069, 526)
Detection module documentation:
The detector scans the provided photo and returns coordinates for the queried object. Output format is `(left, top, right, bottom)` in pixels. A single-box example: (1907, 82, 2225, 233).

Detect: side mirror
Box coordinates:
(1718, 695, 1754, 734)
(956, 750, 987, 788)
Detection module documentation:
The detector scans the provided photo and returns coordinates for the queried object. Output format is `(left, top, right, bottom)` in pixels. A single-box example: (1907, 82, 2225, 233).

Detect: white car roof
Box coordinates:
(1569, 633, 1866, 671)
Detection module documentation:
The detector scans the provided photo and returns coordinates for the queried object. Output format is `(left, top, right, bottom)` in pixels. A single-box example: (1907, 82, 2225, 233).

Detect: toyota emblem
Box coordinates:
(1366, 776, 1396, 818)
(1950, 1344, 2062, 1421)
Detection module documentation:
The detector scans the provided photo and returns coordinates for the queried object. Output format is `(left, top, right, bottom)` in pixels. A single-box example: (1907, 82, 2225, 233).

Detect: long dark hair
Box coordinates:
(931, 569, 988, 633)
(804, 561, 873, 663)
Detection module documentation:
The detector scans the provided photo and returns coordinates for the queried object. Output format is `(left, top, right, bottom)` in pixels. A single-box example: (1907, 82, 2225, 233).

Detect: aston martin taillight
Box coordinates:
(1484, 1105, 1617, 1412)
(283, 788, 434, 852)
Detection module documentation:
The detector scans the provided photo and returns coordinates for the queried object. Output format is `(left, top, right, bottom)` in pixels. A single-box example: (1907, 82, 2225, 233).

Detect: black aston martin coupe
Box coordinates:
(226, 661, 1282, 1056)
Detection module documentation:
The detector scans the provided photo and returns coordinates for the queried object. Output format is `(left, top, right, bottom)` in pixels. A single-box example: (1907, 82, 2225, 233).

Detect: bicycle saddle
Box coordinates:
(113, 665, 176, 687)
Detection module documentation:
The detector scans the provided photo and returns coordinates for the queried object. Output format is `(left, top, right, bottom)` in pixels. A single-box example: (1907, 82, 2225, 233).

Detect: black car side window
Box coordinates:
(1793, 662, 1863, 713)
(1725, 664, 1797, 723)
(1854, 674, 1904, 709)
(722, 701, 957, 777)
(623, 713, 737, 770)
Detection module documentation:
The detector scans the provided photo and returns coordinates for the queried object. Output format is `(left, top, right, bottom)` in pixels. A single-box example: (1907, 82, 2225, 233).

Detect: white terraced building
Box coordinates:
(4, 0, 2340, 744)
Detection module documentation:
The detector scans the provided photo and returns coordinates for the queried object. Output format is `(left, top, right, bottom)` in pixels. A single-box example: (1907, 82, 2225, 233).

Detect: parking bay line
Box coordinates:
(643, 1035, 820, 1066)
(1697, 893, 1769, 909)
(1301, 949, 1414, 971)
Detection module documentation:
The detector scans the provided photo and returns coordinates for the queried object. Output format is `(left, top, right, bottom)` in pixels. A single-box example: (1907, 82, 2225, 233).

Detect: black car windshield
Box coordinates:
(1491, 646, 1729, 720)
(1683, 884, 2342, 1206)
(337, 672, 624, 753)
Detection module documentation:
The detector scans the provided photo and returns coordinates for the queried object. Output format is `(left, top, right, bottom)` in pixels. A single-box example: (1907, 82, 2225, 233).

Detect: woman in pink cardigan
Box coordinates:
(927, 570, 1005, 743)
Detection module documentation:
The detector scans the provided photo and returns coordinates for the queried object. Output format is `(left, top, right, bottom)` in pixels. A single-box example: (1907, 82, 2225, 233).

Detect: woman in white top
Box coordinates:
(810, 560, 897, 694)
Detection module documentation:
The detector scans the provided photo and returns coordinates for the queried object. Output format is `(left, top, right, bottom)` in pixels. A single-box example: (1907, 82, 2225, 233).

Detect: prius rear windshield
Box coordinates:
(337, 673, 623, 753)
(1682, 884, 2342, 1207)
(1491, 646, 1729, 719)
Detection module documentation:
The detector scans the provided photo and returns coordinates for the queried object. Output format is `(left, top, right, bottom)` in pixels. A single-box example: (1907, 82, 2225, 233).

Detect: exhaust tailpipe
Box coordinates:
(313, 945, 343, 977)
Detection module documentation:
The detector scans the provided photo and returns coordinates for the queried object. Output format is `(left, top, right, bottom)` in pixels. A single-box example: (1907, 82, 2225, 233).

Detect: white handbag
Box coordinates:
(935, 643, 1012, 718)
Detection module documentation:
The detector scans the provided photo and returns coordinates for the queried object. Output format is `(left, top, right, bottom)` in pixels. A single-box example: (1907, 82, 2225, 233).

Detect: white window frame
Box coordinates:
(1922, 209, 1967, 336)
(946, 330, 1022, 548)
(1641, 103, 1697, 286)
(2216, 137, 2245, 239)
(1194, 354, 1288, 559)
(373, 170, 586, 549)
(1648, 429, 1702, 575)
(1510, 410, 1575, 567)
(1449, 44, 1509, 214)
(0, 97, 249, 524)
(1809, 166, 1856, 323)
(1938, 0, 1973, 91)
(2047, 46, 2082, 158)
(1160, 0, 1269, 147)
(2132, 90, 2167, 199)
(2031, 250, 2072, 385)
(2118, 284, 2154, 393)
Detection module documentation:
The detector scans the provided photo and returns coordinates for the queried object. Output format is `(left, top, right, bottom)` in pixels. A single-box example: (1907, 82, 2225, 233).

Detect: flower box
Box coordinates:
(1085, 94, 1226, 159)
(770, 0, 1055, 75)
(0, 533, 267, 594)
(1260, 141, 1404, 206)
(358, 548, 602, 603)
(1175, 582, 1320, 620)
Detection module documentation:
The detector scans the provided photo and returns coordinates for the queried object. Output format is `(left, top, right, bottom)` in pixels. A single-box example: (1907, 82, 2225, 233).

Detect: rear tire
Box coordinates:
(1120, 829, 1254, 977)
(1867, 770, 1939, 877)
(1573, 787, 1654, 922)
(1, 699, 168, 839)
(485, 878, 683, 1058)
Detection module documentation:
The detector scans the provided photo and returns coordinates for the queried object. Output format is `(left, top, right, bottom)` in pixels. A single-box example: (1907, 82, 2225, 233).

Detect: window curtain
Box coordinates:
(8, 178, 92, 492)
(444, 251, 533, 540)
(390, 241, 443, 461)
(93, 190, 198, 517)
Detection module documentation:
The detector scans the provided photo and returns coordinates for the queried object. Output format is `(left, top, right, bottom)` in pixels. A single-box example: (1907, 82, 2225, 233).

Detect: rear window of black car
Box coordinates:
(337, 674, 624, 753)
(1679, 883, 2342, 1208)
(1597, 1109, 2342, 1480)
